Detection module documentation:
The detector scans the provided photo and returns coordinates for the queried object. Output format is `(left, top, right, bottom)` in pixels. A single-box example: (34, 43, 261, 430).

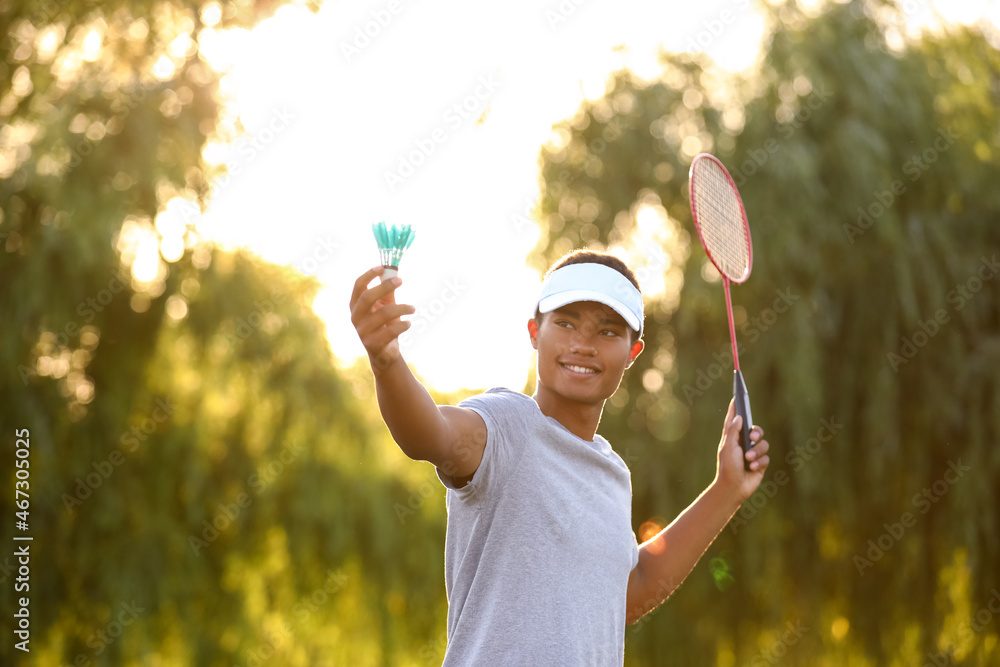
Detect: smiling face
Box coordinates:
(530, 301, 643, 409)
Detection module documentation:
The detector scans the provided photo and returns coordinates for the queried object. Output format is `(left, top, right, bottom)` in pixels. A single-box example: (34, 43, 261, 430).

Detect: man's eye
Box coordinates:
(601, 329, 621, 337)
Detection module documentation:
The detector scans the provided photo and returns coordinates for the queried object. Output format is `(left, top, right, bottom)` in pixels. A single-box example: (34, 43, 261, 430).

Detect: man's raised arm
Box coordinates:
(625, 401, 771, 624)
(349, 267, 485, 481)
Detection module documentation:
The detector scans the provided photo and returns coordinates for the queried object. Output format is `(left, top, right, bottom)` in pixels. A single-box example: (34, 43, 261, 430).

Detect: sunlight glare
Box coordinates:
(160, 235, 185, 263)
(153, 54, 176, 80)
(636, 204, 664, 236)
(36, 26, 64, 63)
(935, 0, 989, 24)
(201, 2, 223, 27)
(197, 27, 248, 74)
(165, 295, 189, 321)
(82, 29, 102, 62)
(155, 201, 188, 238)
(169, 33, 196, 59)
(132, 235, 162, 282)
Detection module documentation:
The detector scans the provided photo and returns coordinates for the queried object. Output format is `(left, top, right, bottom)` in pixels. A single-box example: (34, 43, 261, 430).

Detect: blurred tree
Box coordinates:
(1, 1, 449, 665)
(532, 1, 1000, 665)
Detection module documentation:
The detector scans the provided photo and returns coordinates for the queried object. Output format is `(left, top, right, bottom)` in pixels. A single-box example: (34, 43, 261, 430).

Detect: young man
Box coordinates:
(349, 250, 771, 665)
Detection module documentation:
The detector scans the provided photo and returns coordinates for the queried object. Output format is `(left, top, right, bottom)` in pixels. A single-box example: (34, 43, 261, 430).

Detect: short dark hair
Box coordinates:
(534, 250, 642, 342)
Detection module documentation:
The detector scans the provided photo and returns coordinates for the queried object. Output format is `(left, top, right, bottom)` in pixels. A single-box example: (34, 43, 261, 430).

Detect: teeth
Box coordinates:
(565, 364, 597, 374)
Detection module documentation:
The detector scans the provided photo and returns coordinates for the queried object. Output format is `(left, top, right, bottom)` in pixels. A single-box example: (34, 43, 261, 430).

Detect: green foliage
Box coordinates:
(533, 2, 1000, 664)
(1, 1, 447, 665)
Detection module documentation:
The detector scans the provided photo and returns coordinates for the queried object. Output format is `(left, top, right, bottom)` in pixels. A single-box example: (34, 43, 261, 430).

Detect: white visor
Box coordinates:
(536, 263, 643, 336)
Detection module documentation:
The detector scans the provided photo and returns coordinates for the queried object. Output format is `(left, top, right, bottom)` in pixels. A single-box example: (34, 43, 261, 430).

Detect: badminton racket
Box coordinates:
(688, 153, 756, 470)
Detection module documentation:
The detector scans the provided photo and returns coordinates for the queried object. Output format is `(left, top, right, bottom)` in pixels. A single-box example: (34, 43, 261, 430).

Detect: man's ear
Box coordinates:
(626, 339, 644, 367)
(527, 319, 539, 350)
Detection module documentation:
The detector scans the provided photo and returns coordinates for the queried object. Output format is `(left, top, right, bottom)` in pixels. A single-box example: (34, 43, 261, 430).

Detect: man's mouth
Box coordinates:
(560, 363, 599, 375)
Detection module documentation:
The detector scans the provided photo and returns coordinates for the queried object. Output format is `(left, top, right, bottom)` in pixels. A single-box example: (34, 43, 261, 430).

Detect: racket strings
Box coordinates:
(693, 161, 750, 281)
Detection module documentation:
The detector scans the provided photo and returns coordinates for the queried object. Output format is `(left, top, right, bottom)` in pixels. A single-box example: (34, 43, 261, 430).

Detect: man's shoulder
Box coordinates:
(457, 388, 537, 428)
(461, 387, 533, 406)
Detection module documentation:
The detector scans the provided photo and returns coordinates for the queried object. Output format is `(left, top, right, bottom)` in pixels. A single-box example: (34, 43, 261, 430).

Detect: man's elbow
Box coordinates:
(625, 597, 662, 626)
(394, 437, 443, 465)
(386, 416, 451, 463)
(393, 435, 475, 479)
(624, 569, 675, 626)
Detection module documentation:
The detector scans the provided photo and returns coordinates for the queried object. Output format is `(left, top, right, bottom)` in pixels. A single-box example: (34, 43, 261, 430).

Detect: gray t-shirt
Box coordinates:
(436, 388, 639, 666)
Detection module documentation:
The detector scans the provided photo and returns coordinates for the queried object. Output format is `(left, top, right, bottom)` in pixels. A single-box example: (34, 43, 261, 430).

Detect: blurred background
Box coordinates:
(2, 0, 999, 664)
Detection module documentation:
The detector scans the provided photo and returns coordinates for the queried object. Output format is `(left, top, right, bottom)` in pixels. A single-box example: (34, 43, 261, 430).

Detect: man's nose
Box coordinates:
(568, 326, 598, 353)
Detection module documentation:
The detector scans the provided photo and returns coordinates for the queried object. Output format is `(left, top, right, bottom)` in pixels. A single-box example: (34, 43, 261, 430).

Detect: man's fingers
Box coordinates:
(748, 454, 770, 472)
(721, 399, 736, 440)
(355, 304, 415, 339)
(730, 415, 743, 442)
(361, 276, 401, 312)
(350, 266, 385, 308)
(718, 413, 742, 457)
(350, 276, 404, 326)
(366, 318, 411, 352)
(746, 439, 769, 460)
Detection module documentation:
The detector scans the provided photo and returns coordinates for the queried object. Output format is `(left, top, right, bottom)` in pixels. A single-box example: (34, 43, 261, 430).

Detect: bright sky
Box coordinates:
(190, 0, 998, 392)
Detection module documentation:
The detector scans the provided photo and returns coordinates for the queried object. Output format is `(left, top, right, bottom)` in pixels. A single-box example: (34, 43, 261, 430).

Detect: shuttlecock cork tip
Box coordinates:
(372, 221, 415, 280)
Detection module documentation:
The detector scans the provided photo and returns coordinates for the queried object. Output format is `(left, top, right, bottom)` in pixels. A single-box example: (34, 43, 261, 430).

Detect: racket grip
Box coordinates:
(733, 370, 754, 471)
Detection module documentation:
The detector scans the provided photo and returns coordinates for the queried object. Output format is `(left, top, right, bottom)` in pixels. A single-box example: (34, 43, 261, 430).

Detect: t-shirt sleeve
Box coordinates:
(435, 388, 526, 503)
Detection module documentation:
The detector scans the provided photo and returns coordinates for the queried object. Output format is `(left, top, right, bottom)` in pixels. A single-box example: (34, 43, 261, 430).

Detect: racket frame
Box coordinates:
(688, 153, 756, 470)
(688, 153, 753, 286)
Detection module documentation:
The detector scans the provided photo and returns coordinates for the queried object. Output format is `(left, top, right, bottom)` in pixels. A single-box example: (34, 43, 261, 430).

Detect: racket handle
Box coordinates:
(733, 370, 754, 471)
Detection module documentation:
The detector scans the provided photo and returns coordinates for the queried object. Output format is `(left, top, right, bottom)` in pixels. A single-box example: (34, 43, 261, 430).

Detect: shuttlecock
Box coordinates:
(372, 221, 415, 280)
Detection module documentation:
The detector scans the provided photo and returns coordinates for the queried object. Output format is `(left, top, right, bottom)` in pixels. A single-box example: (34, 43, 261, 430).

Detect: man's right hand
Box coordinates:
(349, 266, 416, 374)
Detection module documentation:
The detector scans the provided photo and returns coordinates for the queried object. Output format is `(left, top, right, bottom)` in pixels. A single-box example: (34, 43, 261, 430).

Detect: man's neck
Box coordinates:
(532, 386, 604, 442)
